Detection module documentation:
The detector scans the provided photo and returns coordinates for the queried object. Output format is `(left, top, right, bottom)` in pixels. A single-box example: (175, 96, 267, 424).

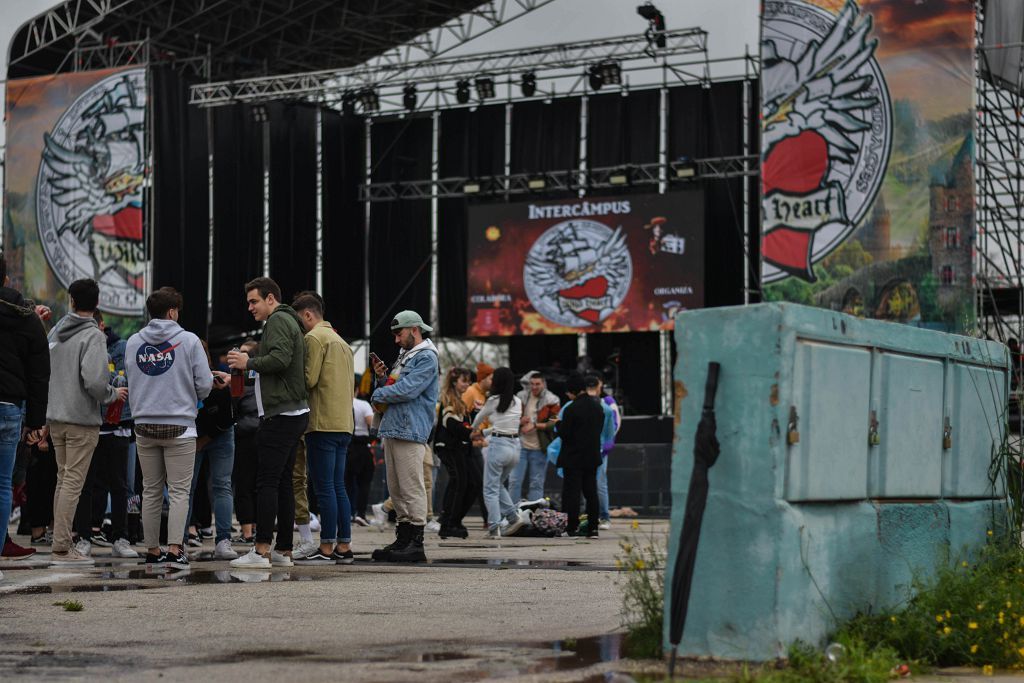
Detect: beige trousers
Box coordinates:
(49, 422, 100, 553)
(381, 444, 433, 518)
(293, 437, 309, 525)
(382, 438, 428, 525)
(137, 435, 197, 548)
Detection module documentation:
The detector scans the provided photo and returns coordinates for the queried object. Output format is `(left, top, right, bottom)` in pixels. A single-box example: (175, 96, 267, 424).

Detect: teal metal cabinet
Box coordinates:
(666, 303, 1008, 660)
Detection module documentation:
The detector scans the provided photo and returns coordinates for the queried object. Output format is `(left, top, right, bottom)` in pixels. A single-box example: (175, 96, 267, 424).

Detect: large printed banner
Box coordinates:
(761, 0, 974, 330)
(467, 192, 703, 336)
(4, 66, 148, 319)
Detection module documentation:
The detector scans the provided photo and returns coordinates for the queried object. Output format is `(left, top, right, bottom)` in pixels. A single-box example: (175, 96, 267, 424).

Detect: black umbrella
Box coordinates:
(668, 361, 721, 678)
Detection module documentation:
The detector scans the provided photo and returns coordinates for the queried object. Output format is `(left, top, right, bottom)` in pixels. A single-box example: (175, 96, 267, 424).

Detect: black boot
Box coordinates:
(390, 525, 426, 563)
(372, 522, 408, 562)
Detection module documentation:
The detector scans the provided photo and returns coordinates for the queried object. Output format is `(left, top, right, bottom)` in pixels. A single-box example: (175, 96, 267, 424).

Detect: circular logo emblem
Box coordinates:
(135, 340, 181, 376)
(36, 68, 148, 315)
(523, 219, 632, 327)
(761, 0, 892, 283)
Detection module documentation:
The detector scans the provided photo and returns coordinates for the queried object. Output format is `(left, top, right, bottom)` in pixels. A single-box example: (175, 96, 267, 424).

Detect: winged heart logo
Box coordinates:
(761, 0, 892, 283)
(35, 69, 148, 315)
(523, 219, 632, 328)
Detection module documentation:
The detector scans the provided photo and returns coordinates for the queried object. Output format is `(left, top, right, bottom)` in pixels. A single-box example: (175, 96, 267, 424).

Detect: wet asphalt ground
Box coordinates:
(0, 519, 668, 682)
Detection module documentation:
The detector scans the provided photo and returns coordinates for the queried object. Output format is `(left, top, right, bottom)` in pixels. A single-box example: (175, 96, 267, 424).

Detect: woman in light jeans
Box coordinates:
(471, 367, 527, 538)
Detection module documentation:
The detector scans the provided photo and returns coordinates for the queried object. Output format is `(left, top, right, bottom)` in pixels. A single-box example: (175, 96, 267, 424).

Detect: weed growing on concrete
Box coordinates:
(727, 638, 901, 683)
(616, 523, 665, 659)
(840, 537, 1024, 670)
(52, 599, 83, 612)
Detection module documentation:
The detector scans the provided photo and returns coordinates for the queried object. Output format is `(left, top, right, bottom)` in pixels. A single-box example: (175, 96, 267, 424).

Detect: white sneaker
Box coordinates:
(505, 509, 530, 537)
(425, 519, 441, 534)
(354, 516, 370, 527)
(370, 503, 388, 526)
(111, 538, 139, 558)
(74, 539, 92, 557)
(50, 549, 95, 566)
(292, 539, 317, 559)
(270, 550, 294, 567)
(0, 568, 4, 581)
(229, 548, 270, 568)
(9, 507, 20, 524)
(598, 519, 612, 531)
(309, 513, 321, 533)
(214, 539, 239, 560)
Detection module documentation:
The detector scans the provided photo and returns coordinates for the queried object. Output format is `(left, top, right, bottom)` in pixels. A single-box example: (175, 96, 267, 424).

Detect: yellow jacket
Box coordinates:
(304, 321, 354, 433)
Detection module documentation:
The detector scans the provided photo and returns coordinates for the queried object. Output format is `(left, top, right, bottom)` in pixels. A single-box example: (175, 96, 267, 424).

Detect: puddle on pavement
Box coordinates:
(13, 583, 154, 594)
(427, 558, 618, 571)
(98, 569, 320, 584)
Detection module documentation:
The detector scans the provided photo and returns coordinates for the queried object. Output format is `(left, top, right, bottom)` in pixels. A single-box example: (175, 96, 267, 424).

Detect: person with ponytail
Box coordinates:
(471, 367, 529, 538)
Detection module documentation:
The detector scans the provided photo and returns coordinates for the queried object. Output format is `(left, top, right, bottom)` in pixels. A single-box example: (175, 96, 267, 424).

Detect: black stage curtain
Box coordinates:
(438, 105, 505, 337)
(211, 105, 264, 339)
(322, 109, 366, 340)
(587, 90, 660, 168)
(267, 102, 317, 303)
(511, 98, 580, 173)
(151, 67, 209, 337)
(368, 116, 432, 362)
(508, 336, 579, 378)
(669, 81, 749, 308)
(585, 332, 661, 416)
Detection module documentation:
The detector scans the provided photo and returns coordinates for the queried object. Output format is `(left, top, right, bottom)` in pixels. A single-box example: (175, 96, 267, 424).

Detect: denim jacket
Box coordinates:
(371, 339, 439, 444)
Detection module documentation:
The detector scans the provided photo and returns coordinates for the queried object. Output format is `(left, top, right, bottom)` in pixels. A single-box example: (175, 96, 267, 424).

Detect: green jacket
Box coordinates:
(304, 321, 354, 433)
(247, 303, 308, 417)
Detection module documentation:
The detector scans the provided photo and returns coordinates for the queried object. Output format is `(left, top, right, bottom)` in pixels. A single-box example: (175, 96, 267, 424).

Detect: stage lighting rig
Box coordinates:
(463, 180, 481, 194)
(403, 84, 417, 110)
(475, 76, 496, 100)
(250, 104, 269, 123)
(521, 72, 537, 97)
(357, 87, 379, 112)
(588, 60, 622, 90)
(637, 3, 666, 50)
(609, 166, 631, 185)
(527, 176, 547, 190)
(672, 156, 697, 179)
(341, 90, 356, 116)
(455, 79, 471, 104)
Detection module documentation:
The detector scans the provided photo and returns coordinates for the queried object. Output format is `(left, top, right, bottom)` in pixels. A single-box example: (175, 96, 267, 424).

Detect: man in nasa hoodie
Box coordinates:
(124, 287, 212, 569)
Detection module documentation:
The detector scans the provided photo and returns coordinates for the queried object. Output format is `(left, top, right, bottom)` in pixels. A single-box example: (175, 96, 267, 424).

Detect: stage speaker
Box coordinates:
(982, 0, 1024, 93)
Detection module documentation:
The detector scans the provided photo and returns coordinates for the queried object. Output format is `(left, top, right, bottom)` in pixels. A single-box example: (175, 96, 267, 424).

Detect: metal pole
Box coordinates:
(363, 117, 372, 339)
(316, 108, 324, 295)
(430, 109, 440, 332)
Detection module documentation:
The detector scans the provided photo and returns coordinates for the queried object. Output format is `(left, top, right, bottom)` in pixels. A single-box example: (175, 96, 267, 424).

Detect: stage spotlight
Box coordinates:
(455, 79, 471, 104)
(475, 76, 495, 100)
(357, 87, 379, 112)
(463, 181, 481, 194)
(637, 2, 667, 48)
(588, 60, 622, 91)
(521, 72, 537, 97)
(403, 84, 417, 110)
(527, 176, 546, 190)
(341, 90, 356, 116)
(250, 104, 269, 123)
(673, 157, 697, 179)
(588, 65, 603, 91)
(609, 167, 631, 185)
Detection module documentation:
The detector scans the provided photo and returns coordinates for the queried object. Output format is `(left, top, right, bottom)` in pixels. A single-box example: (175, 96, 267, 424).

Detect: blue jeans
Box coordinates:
(188, 430, 235, 542)
(0, 403, 23, 549)
(483, 436, 520, 528)
(306, 431, 352, 544)
(597, 456, 610, 520)
(508, 448, 547, 501)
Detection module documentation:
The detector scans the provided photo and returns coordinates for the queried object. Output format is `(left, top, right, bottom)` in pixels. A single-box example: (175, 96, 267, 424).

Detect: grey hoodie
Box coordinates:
(124, 318, 212, 429)
(46, 312, 118, 426)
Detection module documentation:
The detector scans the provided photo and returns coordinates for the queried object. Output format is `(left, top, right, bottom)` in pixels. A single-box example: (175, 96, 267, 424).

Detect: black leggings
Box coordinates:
(27, 443, 57, 529)
(436, 444, 470, 528)
(344, 436, 374, 519)
(74, 434, 130, 541)
(561, 466, 599, 535)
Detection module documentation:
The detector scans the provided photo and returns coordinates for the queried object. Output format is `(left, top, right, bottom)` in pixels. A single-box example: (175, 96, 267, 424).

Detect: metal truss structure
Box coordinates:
(359, 155, 757, 201)
(9, 0, 543, 80)
(189, 27, 712, 111)
(976, 4, 1024, 344)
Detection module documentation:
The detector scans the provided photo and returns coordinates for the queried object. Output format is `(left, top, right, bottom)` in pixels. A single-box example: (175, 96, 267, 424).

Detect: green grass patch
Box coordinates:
(617, 524, 666, 659)
(52, 599, 83, 612)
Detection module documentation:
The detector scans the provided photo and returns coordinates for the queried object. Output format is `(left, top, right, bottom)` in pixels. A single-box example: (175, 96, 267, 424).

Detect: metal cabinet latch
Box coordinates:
(868, 410, 880, 447)
(943, 417, 952, 450)
(787, 406, 800, 445)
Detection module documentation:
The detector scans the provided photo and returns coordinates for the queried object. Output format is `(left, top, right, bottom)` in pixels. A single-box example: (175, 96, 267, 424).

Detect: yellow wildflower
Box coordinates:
(1018, 647, 1024, 658)
(972, 645, 979, 654)
(970, 622, 979, 630)
(621, 543, 633, 554)
(999, 612, 1005, 625)
(947, 610, 952, 618)
(979, 603, 985, 611)
(890, 616, 897, 623)
(944, 626, 952, 635)
(1019, 616, 1024, 626)
(963, 561, 969, 567)
(988, 529, 994, 537)
(1005, 631, 1010, 640)
(1009, 601, 1014, 609)
(631, 520, 639, 530)
(615, 559, 622, 569)
(634, 559, 645, 571)
(937, 615, 945, 623)
(983, 664, 994, 676)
